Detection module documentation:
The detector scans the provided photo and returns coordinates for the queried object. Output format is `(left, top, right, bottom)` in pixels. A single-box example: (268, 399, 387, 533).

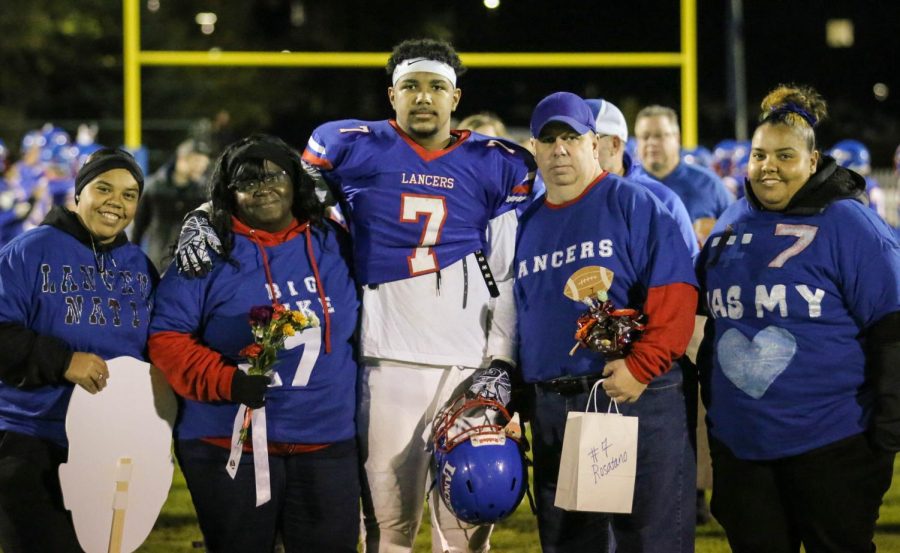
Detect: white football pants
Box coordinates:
(358, 359, 492, 553)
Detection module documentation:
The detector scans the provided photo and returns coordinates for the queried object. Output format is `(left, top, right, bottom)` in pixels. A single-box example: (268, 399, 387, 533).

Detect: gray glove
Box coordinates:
(176, 210, 223, 278)
(467, 360, 513, 407)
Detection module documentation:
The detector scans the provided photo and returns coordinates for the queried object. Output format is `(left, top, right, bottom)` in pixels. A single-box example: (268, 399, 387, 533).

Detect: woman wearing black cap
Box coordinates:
(0, 147, 157, 552)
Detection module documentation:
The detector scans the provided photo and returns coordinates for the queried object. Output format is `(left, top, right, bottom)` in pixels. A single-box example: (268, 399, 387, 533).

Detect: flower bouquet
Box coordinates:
(236, 303, 319, 442)
(569, 290, 646, 356)
(227, 302, 320, 506)
(562, 266, 645, 357)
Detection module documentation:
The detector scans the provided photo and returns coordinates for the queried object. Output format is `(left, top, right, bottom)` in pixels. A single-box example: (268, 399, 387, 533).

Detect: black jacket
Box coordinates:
(0, 207, 129, 388)
(130, 162, 207, 271)
(744, 155, 868, 215)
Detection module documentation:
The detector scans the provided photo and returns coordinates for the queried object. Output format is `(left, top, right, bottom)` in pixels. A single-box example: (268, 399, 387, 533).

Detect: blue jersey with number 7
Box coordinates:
(302, 119, 535, 286)
(149, 221, 360, 444)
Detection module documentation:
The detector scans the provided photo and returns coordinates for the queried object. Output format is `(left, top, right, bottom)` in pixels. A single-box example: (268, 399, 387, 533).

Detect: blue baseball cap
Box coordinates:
(530, 92, 596, 137)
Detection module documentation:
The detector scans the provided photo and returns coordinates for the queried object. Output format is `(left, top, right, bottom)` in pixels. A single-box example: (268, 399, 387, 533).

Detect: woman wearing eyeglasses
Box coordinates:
(148, 134, 361, 552)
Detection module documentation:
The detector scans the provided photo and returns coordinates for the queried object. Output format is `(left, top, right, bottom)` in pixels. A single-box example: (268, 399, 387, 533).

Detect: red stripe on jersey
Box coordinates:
(149, 331, 236, 402)
(511, 182, 533, 195)
(389, 120, 470, 162)
(301, 149, 333, 170)
(545, 171, 609, 210)
(624, 282, 698, 383)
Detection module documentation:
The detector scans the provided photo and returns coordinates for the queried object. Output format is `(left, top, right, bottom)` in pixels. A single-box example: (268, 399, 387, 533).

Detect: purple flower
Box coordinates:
(249, 305, 274, 326)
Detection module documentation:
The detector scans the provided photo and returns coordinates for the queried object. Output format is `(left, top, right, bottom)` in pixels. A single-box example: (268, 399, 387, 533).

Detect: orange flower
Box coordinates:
(239, 343, 264, 359)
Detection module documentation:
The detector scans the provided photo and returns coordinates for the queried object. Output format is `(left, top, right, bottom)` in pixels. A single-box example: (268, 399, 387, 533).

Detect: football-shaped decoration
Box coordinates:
(563, 266, 615, 302)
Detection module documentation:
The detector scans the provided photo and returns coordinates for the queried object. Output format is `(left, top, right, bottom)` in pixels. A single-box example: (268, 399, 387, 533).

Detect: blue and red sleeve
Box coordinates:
(625, 282, 698, 383)
(148, 331, 236, 402)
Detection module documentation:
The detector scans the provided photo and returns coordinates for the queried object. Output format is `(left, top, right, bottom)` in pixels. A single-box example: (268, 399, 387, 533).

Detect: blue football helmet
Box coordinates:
(432, 396, 526, 525)
(712, 139, 737, 177)
(40, 143, 77, 165)
(21, 129, 47, 152)
(827, 139, 870, 173)
(682, 145, 712, 168)
(42, 126, 71, 149)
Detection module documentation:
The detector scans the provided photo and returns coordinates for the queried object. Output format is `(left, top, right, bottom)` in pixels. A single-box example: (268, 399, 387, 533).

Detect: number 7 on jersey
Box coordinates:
(400, 193, 448, 276)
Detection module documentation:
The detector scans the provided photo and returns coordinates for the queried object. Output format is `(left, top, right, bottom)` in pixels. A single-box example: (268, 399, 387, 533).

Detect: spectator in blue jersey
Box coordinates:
(173, 39, 535, 553)
(634, 105, 733, 245)
(585, 98, 699, 260)
(0, 148, 155, 553)
(697, 84, 900, 553)
(517, 92, 698, 553)
(148, 134, 360, 553)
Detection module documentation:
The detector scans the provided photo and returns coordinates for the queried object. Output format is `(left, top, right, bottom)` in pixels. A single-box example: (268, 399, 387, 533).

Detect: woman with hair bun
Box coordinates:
(697, 84, 900, 552)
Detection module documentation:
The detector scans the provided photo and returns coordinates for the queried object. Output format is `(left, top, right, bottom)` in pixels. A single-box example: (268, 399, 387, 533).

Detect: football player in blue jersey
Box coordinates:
(0, 148, 155, 552)
(697, 85, 900, 553)
(517, 92, 698, 553)
(149, 135, 361, 552)
(173, 39, 535, 553)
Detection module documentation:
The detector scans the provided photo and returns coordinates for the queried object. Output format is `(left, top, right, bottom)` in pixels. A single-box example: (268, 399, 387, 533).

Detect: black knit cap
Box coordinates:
(74, 147, 145, 200)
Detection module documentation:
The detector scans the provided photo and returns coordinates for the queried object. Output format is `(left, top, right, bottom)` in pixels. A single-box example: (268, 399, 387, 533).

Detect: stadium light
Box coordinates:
(195, 12, 217, 35)
(484, 0, 500, 9)
(826, 19, 854, 48)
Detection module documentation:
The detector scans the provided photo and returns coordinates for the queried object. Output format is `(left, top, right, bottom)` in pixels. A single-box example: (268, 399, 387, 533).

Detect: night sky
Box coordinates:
(198, 0, 900, 163)
(5, 1, 900, 165)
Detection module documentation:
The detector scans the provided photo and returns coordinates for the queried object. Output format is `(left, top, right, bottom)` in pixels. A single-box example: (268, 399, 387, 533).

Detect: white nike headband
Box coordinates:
(391, 58, 457, 87)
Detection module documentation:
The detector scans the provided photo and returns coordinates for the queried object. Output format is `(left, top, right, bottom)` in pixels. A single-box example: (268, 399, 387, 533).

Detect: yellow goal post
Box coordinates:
(123, 0, 698, 149)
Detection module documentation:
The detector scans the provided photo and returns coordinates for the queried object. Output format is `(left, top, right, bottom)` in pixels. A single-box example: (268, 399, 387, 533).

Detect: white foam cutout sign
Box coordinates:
(59, 356, 177, 553)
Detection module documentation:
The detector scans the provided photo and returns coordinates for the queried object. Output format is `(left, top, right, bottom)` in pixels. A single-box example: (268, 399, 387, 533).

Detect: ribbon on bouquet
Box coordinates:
(226, 405, 271, 506)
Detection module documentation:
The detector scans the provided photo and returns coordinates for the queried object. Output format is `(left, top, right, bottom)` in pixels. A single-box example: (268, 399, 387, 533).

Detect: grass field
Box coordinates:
(138, 456, 900, 552)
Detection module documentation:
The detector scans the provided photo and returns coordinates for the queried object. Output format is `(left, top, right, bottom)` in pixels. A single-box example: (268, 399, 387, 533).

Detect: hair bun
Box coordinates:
(759, 84, 827, 127)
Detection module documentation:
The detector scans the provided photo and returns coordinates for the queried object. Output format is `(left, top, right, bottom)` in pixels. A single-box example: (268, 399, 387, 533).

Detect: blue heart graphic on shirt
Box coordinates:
(717, 326, 797, 399)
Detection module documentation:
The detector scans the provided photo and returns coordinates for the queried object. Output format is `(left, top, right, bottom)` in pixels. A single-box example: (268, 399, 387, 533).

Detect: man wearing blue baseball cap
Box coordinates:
(514, 91, 698, 552)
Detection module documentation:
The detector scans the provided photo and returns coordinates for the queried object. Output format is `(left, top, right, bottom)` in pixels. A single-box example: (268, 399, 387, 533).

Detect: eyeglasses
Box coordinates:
(229, 170, 289, 193)
(636, 132, 677, 142)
